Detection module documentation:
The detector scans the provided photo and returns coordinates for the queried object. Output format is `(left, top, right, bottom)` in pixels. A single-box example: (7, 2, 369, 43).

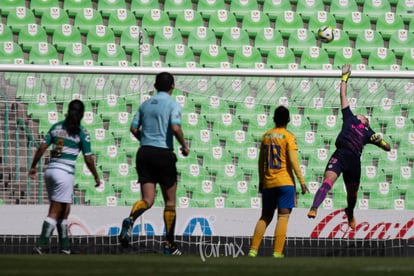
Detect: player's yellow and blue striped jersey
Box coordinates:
(258, 127, 300, 189)
(43, 121, 92, 174)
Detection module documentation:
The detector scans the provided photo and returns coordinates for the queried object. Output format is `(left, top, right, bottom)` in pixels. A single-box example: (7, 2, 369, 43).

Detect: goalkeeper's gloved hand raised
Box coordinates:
(370, 133, 382, 143)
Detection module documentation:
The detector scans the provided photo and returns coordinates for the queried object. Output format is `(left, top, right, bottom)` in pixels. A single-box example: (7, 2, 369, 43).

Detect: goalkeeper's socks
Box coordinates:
(37, 217, 57, 248)
(57, 219, 70, 251)
(129, 200, 149, 221)
(310, 180, 333, 209)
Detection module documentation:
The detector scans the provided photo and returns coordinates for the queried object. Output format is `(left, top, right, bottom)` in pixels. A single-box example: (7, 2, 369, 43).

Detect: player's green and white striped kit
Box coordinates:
(43, 122, 92, 203)
(43, 121, 92, 174)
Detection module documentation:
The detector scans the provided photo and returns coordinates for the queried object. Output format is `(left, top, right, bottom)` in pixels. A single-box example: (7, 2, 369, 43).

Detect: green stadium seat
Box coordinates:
(6, 7, 36, 34)
(388, 29, 414, 58)
(97, 0, 126, 18)
(229, 0, 259, 20)
(232, 45, 263, 69)
(367, 47, 397, 70)
(299, 46, 330, 69)
(141, 9, 171, 36)
(342, 11, 371, 39)
(18, 24, 48, 52)
(120, 26, 148, 54)
(174, 9, 204, 37)
(49, 75, 83, 102)
(288, 28, 317, 56)
(15, 75, 45, 102)
(28, 42, 59, 64)
(63, 0, 93, 18)
(74, 8, 104, 35)
(84, 75, 117, 102)
(274, 10, 304, 38)
(354, 29, 384, 58)
(401, 49, 414, 71)
(96, 94, 127, 121)
(396, 0, 414, 23)
(131, 43, 162, 67)
(295, 0, 325, 21)
(153, 26, 183, 54)
(208, 9, 238, 37)
(0, 0, 25, 16)
(84, 182, 118, 206)
(262, 0, 292, 21)
(333, 47, 363, 69)
(197, 0, 226, 20)
(0, 23, 14, 42)
(30, 0, 59, 17)
(26, 92, 56, 117)
(362, 0, 391, 23)
(109, 163, 136, 194)
(163, 0, 193, 20)
(329, 0, 358, 23)
(307, 11, 337, 32)
(86, 25, 116, 53)
(164, 44, 195, 67)
(220, 27, 250, 55)
(321, 28, 351, 57)
(40, 7, 71, 35)
(107, 9, 137, 36)
(254, 27, 284, 56)
(130, 0, 160, 19)
(98, 144, 129, 173)
(62, 42, 94, 65)
(199, 44, 230, 68)
(187, 26, 217, 55)
(241, 10, 271, 38)
(52, 24, 82, 53)
(375, 12, 405, 40)
(97, 43, 129, 66)
(107, 111, 132, 139)
(266, 45, 297, 69)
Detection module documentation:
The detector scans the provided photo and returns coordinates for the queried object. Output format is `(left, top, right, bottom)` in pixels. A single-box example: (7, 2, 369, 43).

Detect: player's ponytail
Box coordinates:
(63, 99, 85, 136)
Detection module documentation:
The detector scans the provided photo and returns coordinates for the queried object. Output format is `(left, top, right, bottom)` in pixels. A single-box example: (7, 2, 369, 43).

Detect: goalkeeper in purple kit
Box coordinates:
(307, 64, 391, 229)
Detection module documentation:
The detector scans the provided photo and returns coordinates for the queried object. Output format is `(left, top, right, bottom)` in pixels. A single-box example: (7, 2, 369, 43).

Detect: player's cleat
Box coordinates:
(60, 249, 71, 255)
(164, 243, 183, 255)
(273, 252, 285, 258)
(307, 207, 317, 219)
(248, 249, 258, 257)
(344, 208, 356, 230)
(32, 247, 45, 255)
(119, 217, 133, 248)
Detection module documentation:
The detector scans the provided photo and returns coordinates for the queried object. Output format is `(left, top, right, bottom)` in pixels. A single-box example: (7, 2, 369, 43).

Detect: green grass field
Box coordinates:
(1, 255, 414, 276)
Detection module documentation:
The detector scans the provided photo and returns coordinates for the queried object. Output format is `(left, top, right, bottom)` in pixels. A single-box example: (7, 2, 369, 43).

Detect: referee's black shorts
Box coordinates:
(136, 146, 178, 188)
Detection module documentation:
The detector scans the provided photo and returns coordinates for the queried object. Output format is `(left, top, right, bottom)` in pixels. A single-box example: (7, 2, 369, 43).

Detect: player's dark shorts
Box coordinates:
(136, 146, 178, 188)
(325, 148, 361, 185)
(262, 186, 295, 211)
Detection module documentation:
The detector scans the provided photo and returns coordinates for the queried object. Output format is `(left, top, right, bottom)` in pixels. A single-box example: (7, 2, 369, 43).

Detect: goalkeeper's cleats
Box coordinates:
(164, 242, 183, 255)
(307, 207, 317, 219)
(344, 208, 356, 230)
(60, 249, 71, 255)
(273, 252, 285, 258)
(248, 249, 258, 257)
(119, 217, 133, 248)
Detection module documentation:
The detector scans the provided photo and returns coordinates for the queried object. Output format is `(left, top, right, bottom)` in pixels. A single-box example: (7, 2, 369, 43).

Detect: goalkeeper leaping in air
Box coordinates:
(307, 64, 391, 229)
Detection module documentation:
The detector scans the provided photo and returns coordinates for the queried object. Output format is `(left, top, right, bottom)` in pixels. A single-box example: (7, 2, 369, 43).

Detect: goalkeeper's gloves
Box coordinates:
(370, 133, 382, 143)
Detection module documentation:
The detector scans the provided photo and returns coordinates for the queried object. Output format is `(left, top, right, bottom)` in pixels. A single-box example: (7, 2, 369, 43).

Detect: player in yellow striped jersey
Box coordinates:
(249, 105, 308, 258)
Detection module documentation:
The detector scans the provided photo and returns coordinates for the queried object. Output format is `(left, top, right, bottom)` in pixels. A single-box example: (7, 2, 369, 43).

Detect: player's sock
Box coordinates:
(164, 206, 176, 244)
(273, 213, 289, 255)
(250, 219, 268, 252)
(310, 180, 333, 209)
(129, 200, 149, 221)
(37, 217, 57, 248)
(57, 219, 70, 251)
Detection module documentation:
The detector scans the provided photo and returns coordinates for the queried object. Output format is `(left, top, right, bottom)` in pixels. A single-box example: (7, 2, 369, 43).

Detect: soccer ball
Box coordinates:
(317, 26, 334, 43)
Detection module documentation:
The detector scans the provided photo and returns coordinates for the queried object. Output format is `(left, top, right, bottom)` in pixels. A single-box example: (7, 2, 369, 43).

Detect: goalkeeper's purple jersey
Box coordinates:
(334, 106, 375, 157)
